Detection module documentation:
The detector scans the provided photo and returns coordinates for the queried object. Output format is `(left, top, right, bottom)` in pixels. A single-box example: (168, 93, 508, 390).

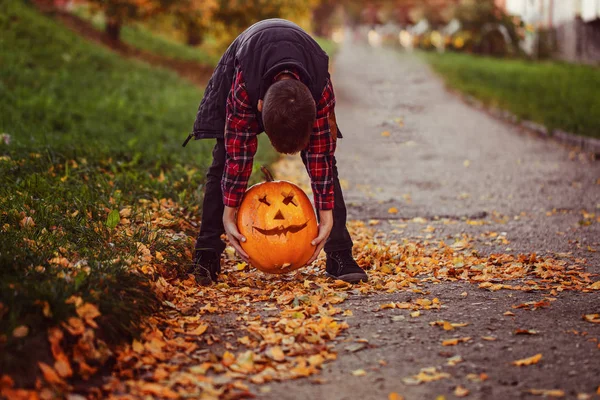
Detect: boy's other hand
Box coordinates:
(307, 209, 333, 265)
(223, 206, 250, 263)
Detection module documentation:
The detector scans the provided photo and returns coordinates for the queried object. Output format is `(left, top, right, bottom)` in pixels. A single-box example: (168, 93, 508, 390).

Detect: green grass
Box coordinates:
(425, 52, 600, 139)
(0, 0, 276, 378)
(315, 37, 339, 58)
(71, 4, 219, 64)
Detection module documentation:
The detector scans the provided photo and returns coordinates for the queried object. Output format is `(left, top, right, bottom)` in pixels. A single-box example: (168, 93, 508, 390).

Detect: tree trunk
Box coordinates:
(106, 19, 122, 42)
(186, 29, 203, 46)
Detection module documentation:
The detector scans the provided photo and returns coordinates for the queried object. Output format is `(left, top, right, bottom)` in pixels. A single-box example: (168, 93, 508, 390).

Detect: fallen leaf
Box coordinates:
(526, 388, 565, 397)
(446, 355, 463, 366)
(442, 338, 459, 346)
(388, 207, 399, 214)
(222, 351, 236, 367)
(266, 346, 285, 362)
(442, 337, 471, 346)
(381, 131, 391, 137)
(466, 373, 488, 382)
(481, 336, 497, 341)
(139, 382, 178, 399)
(38, 362, 64, 386)
(583, 314, 600, 324)
(76, 303, 101, 328)
(54, 356, 73, 379)
(352, 369, 367, 377)
(186, 324, 208, 335)
(388, 393, 404, 400)
(402, 367, 450, 385)
(512, 353, 542, 366)
(454, 385, 470, 397)
(503, 311, 515, 316)
(515, 329, 539, 335)
(12, 326, 29, 338)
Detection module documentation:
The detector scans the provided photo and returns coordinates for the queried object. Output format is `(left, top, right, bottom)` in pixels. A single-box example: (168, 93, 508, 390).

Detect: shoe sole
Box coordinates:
(326, 272, 368, 283)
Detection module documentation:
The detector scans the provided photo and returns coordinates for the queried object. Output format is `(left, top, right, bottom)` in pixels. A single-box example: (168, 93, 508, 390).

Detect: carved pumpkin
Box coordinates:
(237, 167, 318, 274)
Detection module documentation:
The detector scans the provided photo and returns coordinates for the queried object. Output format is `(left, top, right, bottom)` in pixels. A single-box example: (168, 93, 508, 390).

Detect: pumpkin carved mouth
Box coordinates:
(252, 220, 309, 237)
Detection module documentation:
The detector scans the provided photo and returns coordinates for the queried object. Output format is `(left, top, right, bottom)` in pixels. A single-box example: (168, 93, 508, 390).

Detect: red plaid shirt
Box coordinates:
(222, 67, 336, 210)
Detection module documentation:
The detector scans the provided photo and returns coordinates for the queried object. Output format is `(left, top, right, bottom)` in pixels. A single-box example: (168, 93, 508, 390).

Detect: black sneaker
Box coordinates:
(325, 250, 368, 283)
(191, 250, 221, 286)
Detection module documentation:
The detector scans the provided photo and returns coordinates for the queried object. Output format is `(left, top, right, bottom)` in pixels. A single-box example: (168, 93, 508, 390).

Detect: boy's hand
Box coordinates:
(307, 209, 333, 265)
(223, 206, 250, 263)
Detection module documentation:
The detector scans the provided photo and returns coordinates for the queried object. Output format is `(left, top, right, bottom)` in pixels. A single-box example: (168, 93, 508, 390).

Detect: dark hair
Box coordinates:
(262, 79, 316, 154)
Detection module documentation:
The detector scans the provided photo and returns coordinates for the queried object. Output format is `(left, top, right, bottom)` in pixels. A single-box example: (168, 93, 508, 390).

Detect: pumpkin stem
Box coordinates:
(261, 165, 275, 182)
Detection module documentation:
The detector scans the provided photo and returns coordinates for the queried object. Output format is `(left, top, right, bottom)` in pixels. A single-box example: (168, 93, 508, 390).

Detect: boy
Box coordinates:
(183, 19, 368, 285)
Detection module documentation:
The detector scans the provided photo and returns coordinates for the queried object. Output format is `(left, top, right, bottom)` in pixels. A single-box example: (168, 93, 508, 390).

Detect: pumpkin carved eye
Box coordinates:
(258, 195, 270, 206)
(282, 192, 298, 207)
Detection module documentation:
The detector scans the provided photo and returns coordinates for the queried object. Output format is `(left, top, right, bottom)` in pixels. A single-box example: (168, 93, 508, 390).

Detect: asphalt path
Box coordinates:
(263, 37, 600, 400)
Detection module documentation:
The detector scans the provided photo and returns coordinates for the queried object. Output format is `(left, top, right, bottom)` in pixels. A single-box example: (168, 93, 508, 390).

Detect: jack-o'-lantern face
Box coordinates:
(237, 178, 318, 274)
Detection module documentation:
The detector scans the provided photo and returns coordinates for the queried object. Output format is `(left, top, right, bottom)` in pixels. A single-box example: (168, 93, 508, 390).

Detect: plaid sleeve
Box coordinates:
(222, 68, 260, 208)
(302, 78, 336, 211)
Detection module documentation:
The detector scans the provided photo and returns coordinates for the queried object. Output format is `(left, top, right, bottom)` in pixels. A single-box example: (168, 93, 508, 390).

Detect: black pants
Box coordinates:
(194, 139, 353, 255)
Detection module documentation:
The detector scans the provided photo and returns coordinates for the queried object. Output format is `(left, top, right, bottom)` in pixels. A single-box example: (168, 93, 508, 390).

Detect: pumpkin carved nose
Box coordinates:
(274, 210, 285, 220)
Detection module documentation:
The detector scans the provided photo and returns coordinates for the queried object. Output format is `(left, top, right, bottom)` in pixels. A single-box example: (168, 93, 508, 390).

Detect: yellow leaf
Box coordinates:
(132, 339, 144, 353)
(352, 369, 367, 376)
(590, 281, 600, 290)
(463, 160, 471, 167)
(235, 262, 247, 271)
(266, 346, 285, 362)
(12, 325, 29, 338)
(410, 311, 420, 318)
(442, 338, 459, 346)
(381, 131, 391, 137)
(389, 393, 404, 400)
(388, 207, 399, 214)
(481, 336, 497, 341)
(583, 314, 600, 324)
(512, 353, 542, 366)
(446, 355, 463, 366)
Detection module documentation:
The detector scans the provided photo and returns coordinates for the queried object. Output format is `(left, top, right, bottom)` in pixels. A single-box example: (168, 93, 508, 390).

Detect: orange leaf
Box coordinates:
(62, 317, 85, 336)
(139, 382, 178, 399)
(454, 385, 470, 397)
(38, 362, 64, 385)
(512, 353, 542, 366)
(54, 355, 73, 378)
(526, 389, 565, 397)
(583, 314, 600, 324)
(76, 303, 101, 328)
(186, 324, 208, 335)
(442, 338, 459, 346)
(222, 351, 236, 367)
(388, 393, 404, 400)
(0, 375, 14, 389)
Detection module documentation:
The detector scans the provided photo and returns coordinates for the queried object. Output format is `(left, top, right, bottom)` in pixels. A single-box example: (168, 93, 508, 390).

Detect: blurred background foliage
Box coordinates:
(47, 0, 526, 58)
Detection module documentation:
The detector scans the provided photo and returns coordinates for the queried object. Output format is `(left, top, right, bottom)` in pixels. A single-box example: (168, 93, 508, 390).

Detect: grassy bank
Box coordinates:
(425, 52, 600, 139)
(0, 0, 276, 383)
(71, 4, 219, 64)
